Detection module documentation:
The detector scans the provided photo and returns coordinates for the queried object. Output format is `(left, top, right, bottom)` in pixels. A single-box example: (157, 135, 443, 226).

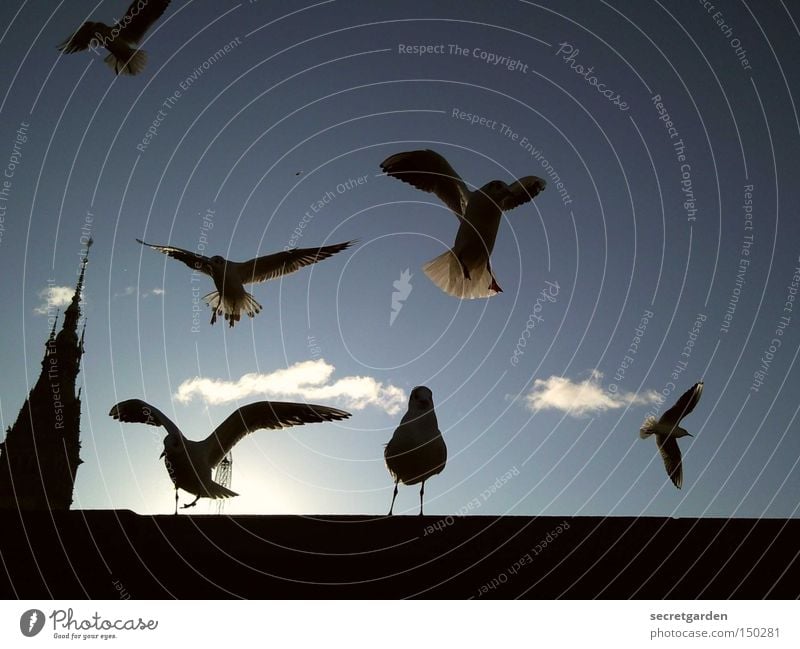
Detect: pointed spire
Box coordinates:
(62, 238, 91, 335)
(75, 237, 92, 301)
(0, 242, 92, 511)
(48, 310, 60, 342)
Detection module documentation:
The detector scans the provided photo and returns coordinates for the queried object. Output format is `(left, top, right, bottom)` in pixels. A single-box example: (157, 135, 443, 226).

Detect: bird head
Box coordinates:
(161, 434, 183, 459)
(479, 180, 509, 200)
(209, 255, 226, 268)
(409, 386, 434, 413)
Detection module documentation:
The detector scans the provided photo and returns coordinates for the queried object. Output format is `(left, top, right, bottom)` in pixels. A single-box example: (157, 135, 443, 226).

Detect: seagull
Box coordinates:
(384, 386, 447, 515)
(640, 381, 704, 489)
(380, 149, 546, 299)
(109, 398, 352, 514)
(136, 238, 355, 327)
(58, 0, 171, 76)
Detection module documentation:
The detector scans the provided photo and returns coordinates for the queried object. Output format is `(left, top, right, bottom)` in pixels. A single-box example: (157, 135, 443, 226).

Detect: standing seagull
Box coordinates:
(640, 381, 704, 489)
(109, 399, 351, 514)
(380, 149, 546, 299)
(58, 0, 171, 76)
(137, 238, 354, 327)
(384, 386, 447, 515)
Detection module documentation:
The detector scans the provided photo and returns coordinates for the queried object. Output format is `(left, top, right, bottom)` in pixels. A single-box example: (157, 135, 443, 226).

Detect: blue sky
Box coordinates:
(1, 0, 799, 517)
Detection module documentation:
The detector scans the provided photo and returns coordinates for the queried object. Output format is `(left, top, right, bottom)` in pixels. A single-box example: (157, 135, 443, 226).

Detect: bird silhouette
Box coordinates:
(384, 386, 447, 515)
(640, 381, 704, 488)
(136, 238, 354, 327)
(380, 149, 546, 299)
(58, 0, 171, 76)
(109, 399, 351, 514)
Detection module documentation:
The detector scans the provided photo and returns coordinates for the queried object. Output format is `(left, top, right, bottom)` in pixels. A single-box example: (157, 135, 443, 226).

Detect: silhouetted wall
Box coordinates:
(1, 512, 797, 598)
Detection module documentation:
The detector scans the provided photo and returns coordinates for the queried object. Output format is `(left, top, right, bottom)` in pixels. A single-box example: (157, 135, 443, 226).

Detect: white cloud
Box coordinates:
(174, 359, 407, 415)
(113, 286, 137, 298)
(524, 370, 660, 417)
(34, 286, 73, 315)
(114, 286, 165, 299)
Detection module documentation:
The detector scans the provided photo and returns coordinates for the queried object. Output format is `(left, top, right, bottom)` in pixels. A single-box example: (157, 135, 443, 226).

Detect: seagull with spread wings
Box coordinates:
(640, 381, 704, 489)
(136, 238, 355, 327)
(380, 149, 546, 299)
(109, 399, 351, 514)
(384, 386, 447, 515)
(57, 0, 171, 76)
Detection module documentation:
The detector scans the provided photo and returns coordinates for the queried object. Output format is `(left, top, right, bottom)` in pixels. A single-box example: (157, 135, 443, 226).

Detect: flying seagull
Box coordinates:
(109, 398, 352, 514)
(385, 386, 447, 515)
(58, 0, 171, 76)
(380, 149, 546, 299)
(640, 381, 704, 489)
(136, 238, 355, 327)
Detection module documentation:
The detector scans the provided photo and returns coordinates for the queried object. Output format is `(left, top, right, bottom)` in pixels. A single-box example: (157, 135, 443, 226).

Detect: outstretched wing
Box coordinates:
(117, 0, 171, 43)
(58, 22, 104, 53)
(499, 176, 547, 211)
(109, 398, 183, 439)
(660, 381, 703, 426)
(233, 241, 354, 285)
(657, 435, 684, 488)
(380, 149, 470, 219)
(137, 239, 213, 276)
(204, 402, 351, 468)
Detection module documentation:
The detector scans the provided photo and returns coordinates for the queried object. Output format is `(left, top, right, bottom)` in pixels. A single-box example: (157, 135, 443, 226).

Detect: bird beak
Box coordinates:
(159, 450, 165, 459)
(687, 433, 694, 437)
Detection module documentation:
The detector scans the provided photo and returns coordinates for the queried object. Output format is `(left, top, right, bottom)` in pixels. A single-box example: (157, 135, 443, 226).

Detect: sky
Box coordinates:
(0, 0, 799, 518)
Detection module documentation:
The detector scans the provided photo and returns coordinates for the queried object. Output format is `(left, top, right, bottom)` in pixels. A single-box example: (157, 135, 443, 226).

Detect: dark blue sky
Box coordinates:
(0, 0, 799, 517)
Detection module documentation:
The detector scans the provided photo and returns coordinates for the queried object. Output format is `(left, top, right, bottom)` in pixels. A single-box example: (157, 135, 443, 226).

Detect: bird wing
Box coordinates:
(380, 149, 470, 219)
(137, 239, 213, 276)
(499, 176, 547, 211)
(383, 429, 405, 481)
(657, 435, 683, 488)
(109, 399, 183, 440)
(58, 22, 103, 53)
(232, 241, 354, 285)
(204, 401, 351, 468)
(117, 0, 171, 43)
(660, 381, 703, 426)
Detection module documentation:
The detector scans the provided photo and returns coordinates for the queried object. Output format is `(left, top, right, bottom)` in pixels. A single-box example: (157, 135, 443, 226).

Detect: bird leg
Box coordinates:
(209, 309, 217, 325)
(487, 260, 502, 293)
(388, 480, 399, 516)
(180, 495, 201, 510)
(419, 481, 425, 516)
(459, 258, 471, 280)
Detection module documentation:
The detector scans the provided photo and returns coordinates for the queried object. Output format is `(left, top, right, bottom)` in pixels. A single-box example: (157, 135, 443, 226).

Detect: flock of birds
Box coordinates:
(57, 0, 704, 514)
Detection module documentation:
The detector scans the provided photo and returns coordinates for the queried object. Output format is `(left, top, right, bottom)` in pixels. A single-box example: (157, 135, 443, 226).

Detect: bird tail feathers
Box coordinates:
(104, 48, 147, 75)
(202, 291, 221, 311)
(202, 291, 262, 327)
(205, 482, 238, 499)
(240, 292, 263, 318)
(639, 416, 658, 439)
(423, 250, 500, 299)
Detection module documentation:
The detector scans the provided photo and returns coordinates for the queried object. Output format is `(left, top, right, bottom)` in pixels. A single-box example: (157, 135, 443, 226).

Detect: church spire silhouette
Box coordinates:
(0, 241, 91, 509)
